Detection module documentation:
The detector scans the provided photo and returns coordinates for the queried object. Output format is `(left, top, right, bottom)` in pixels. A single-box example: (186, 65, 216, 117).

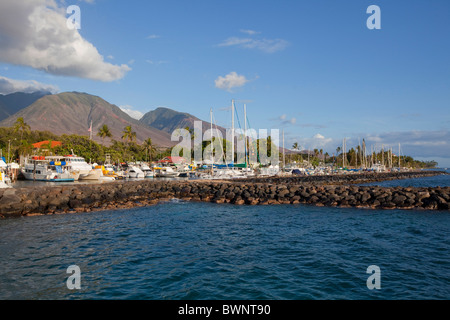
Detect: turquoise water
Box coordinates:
(0, 199, 449, 300)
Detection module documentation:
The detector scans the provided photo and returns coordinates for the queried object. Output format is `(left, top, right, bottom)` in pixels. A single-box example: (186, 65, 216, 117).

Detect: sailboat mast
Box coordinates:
(244, 104, 248, 167)
(210, 108, 213, 174)
(231, 99, 235, 165)
(282, 130, 285, 171)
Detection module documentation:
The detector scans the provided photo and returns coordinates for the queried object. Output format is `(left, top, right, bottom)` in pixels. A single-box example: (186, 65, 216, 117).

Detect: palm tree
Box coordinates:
(97, 124, 112, 144)
(336, 146, 341, 167)
(18, 140, 33, 157)
(313, 148, 319, 158)
(13, 117, 31, 141)
(122, 125, 136, 144)
(185, 126, 196, 140)
(143, 138, 154, 162)
(292, 142, 299, 150)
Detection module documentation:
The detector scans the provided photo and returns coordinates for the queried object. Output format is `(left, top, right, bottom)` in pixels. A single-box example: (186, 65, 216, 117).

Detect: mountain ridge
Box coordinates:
(0, 91, 51, 121)
(0, 92, 174, 147)
(139, 107, 227, 138)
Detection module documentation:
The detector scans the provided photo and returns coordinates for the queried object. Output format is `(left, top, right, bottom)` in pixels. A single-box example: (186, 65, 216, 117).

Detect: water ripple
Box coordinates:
(0, 201, 449, 300)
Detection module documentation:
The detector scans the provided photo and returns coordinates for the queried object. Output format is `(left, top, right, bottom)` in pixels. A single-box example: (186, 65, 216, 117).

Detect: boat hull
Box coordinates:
(79, 169, 102, 180)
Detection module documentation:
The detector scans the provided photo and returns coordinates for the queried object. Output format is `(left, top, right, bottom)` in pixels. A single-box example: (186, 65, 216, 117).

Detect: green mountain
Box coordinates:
(0, 92, 174, 147)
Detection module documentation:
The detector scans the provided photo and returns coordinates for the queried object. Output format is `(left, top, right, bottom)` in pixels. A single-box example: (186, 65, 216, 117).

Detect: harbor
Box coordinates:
(1, 169, 449, 218)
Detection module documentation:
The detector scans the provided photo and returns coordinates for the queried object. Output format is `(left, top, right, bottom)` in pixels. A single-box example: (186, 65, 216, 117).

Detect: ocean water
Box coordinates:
(359, 168, 450, 188)
(0, 198, 449, 300)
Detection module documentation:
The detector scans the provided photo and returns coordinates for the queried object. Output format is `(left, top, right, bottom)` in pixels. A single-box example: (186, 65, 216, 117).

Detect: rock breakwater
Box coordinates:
(0, 171, 449, 217)
(239, 170, 448, 185)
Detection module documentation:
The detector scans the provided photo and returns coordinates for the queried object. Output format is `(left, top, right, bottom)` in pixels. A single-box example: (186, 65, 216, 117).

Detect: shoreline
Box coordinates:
(0, 170, 449, 218)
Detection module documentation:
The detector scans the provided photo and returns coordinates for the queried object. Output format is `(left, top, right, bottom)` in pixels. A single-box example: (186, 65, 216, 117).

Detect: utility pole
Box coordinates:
(8, 139, 11, 164)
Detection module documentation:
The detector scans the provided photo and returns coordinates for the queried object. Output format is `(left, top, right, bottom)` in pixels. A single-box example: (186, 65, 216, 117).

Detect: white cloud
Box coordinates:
(273, 114, 296, 126)
(146, 34, 161, 39)
(0, 0, 130, 82)
(240, 29, 261, 35)
(215, 72, 249, 92)
(313, 134, 325, 140)
(146, 60, 168, 66)
(218, 37, 289, 53)
(0, 75, 59, 94)
(120, 105, 144, 120)
(288, 134, 335, 152)
(364, 130, 450, 159)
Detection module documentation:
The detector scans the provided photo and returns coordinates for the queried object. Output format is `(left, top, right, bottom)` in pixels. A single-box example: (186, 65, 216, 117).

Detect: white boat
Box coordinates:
(45, 156, 81, 181)
(154, 166, 179, 178)
(22, 157, 75, 182)
(128, 166, 145, 179)
(0, 160, 11, 188)
(61, 155, 100, 180)
(0, 172, 11, 188)
(259, 165, 280, 177)
(140, 164, 154, 178)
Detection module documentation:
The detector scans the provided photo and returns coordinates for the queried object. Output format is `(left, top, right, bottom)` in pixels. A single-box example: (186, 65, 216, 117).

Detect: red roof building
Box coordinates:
(32, 141, 62, 149)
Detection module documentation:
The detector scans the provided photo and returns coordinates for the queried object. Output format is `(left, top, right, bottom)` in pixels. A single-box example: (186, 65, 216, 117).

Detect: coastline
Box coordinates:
(0, 170, 449, 218)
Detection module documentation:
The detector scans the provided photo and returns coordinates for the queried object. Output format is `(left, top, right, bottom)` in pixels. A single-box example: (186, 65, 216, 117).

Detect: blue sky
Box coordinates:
(0, 0, 449, 166)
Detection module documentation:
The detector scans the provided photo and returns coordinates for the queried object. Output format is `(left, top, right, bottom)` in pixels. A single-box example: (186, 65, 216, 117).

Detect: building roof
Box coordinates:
(32, 141, 63, 149)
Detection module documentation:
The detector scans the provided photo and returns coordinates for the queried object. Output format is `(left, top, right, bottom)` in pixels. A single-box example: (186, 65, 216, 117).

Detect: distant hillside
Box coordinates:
(0, 91, 51, 121)
(0, 92, 174, 147)
(139, 107, 227, 137)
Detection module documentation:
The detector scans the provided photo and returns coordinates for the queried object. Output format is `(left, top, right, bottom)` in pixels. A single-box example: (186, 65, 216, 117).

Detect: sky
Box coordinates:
(0, 0, 449, 166)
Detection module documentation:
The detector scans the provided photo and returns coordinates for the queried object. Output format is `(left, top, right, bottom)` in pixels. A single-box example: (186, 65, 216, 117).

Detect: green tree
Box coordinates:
(122, 125, 136, 144)
(13, 117, 31, 141)
(143, 138, 155, 162)
(97, 124, 112, 144)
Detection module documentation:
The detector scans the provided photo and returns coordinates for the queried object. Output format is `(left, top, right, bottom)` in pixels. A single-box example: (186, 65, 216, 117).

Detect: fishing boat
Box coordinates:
(46, 156, 81, 181)
(22, 156, 75, 182)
